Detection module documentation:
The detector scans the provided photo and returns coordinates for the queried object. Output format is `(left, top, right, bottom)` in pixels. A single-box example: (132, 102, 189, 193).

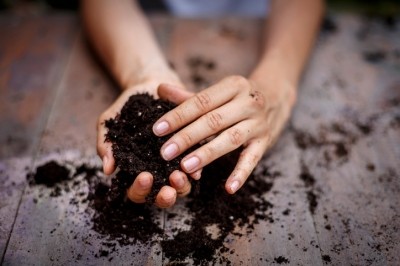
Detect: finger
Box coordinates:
(158, 83, 194, 104)
(159, 99, 248, 160)
(155, 186, 177, 208)
(225, 140, 268, 194)
(97, 115, 116, 175)
(153, 77, 242, 136)
(180, 120, 254, 174)
(190, 168, 202, 180)
(169, 170, 191, 197)
(127, 172, 153, 203)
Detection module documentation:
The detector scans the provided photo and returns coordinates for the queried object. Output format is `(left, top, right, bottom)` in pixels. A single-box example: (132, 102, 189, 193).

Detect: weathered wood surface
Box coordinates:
(0, 12, 399, 266)
(0, 14, 78, 261)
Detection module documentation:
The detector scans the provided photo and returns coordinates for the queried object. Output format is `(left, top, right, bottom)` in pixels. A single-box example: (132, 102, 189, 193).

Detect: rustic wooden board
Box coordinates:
(0, 14, 78, 159)
(291, 14, 400, 266)
(0, 14, 78, 262)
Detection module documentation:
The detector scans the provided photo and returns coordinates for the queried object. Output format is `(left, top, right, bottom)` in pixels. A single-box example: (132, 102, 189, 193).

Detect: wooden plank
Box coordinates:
(0, 14, 78, 159)
(291, 14, 400, 265)
(0, 14, 78, 261)
(3, 15, 175, 265)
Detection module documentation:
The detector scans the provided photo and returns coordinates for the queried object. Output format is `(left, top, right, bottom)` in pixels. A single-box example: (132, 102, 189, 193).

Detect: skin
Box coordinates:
(82, 0, 324, 208)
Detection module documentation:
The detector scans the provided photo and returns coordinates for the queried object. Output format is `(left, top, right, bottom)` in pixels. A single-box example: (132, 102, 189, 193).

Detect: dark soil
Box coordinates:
(321, 16, 338, 34)
(322, 255, 332, 263)
(104, 93, 196, 203)
(101, 94, 275, 263)
(161, 152, 274, 264)
(363, 50, 386, 63)
(28, 161, 70, 187)
(274, 256, 290, 264)
(186, 56, 216, 88)
(89, 172, 163, 246)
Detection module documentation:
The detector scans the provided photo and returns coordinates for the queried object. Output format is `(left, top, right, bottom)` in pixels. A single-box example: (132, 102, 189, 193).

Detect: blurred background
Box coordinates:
(0, 0, 399, 17)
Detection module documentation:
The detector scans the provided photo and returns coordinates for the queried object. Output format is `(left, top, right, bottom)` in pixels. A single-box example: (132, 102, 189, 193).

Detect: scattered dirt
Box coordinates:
(321, 16, 338, 35)
(363, 50, 387, 63)
(322, 254, 332, 263)
(186, 56, 216, 89)
(27, 94, 277, 264)
(274, 256, 290, 264)
(161, 152, 274, 264)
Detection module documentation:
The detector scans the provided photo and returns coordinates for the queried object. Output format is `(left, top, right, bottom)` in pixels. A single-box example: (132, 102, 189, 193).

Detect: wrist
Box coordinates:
(116, 58, 182, 91)
(122, 68, 183, 97)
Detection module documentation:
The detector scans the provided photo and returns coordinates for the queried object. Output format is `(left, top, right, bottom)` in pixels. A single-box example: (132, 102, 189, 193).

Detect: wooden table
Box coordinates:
(0, 12, 399, 265)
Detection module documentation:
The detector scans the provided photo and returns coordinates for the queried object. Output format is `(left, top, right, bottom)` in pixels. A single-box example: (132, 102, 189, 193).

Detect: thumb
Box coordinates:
(158, 83, 194, 104)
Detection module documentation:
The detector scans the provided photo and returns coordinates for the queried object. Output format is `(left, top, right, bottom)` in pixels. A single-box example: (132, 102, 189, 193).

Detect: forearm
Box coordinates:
(251, 0, 324, 101)
(81, 0, 179, 91)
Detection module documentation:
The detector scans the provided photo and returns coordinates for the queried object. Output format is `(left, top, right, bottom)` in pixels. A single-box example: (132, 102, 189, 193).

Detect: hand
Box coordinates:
(97, 81, 194, 208)
(153, 75, 296, 194)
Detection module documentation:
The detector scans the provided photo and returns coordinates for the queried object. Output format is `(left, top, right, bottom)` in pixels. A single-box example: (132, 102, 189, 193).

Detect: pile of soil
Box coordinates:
(100, 93, 275, 263)
(28, 161, 70, 187)
(84, 150, 275, 264)
(161, 152, 274, 264)
(104, 93, 196, 203)
(27, 161, 72, 197)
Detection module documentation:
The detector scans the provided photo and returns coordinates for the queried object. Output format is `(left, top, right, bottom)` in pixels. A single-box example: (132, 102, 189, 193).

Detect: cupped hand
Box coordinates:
(97, 81, 194, 208)
(152, 75, 296, 194)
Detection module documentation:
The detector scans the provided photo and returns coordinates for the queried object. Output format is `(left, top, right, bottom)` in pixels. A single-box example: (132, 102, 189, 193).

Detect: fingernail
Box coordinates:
(182, 156, 200, 172)
(154, 121, 169, 135)
(163, 143, 179, 160)
(175, 175, 185, 188)
(230, 180, 240, 193)
(139, 176, 151, 188)
(102, 156, 108, 173)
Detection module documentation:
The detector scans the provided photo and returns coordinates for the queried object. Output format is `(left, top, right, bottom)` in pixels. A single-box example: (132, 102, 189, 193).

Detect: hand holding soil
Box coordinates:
(98, 81, 196, 208)
(154, 75, 295, 195)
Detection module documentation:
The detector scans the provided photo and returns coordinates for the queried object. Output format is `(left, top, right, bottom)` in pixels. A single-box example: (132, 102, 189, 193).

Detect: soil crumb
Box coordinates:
(322, 254, 332, 263)
(274, 256, 290, 264)
(363, 50, 386, 63)
(321, 16, 338, 34)
(28, 161, 70, 187)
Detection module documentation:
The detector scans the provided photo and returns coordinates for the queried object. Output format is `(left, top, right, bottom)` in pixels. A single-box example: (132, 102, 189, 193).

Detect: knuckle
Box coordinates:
(194, 92, 212, 112)
(205, 112, 223, 131)
(179, 131, 193, 147)
(228, 128, 244, 146)
(203, 145, 216, 159)
(172, 109, 186, 125)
